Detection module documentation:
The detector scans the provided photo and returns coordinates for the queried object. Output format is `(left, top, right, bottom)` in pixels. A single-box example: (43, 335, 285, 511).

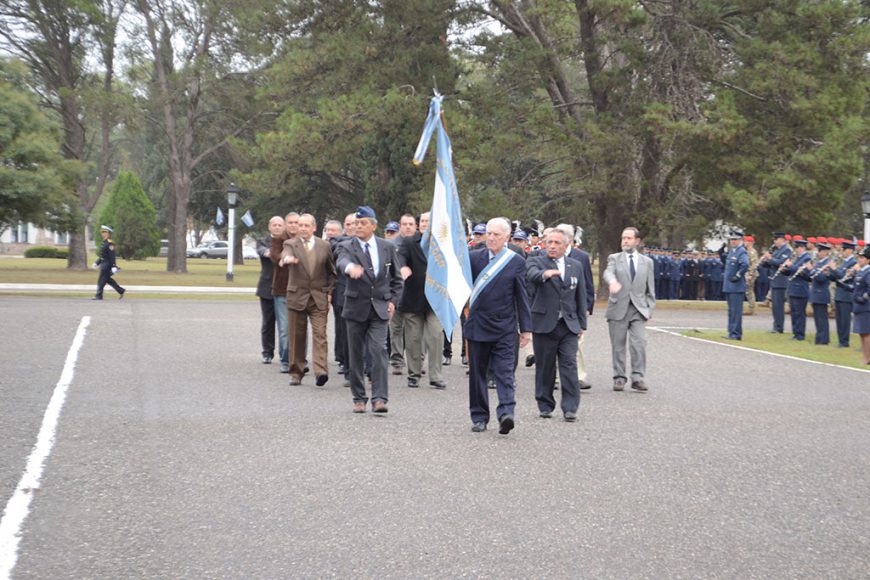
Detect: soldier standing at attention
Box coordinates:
(722, 230, 749, 340)
(830, 240, 858, 348)
(93, 225, 125, 300)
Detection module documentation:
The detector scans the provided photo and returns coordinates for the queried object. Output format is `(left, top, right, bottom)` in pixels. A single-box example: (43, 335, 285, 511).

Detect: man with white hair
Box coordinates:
(465, 217, 532, 434)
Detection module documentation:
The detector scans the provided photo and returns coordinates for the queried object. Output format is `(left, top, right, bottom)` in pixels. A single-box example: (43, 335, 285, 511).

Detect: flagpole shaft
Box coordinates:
(226, 207, 235, 282)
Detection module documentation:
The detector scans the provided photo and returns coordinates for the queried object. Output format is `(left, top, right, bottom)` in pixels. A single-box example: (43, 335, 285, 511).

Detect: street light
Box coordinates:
(862, 192, 870, 244)
(226, 183, 240, 282)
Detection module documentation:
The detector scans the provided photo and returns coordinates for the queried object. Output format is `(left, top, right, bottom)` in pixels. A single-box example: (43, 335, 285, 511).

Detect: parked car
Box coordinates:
(186, 242, 212, 258)
(186, 241, 229, 259)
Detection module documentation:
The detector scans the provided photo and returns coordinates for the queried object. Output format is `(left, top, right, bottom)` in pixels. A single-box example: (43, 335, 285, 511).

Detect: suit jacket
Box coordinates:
(603, 251, 656, 321)
(281, 236, 337, 310)
(525, 254, 587, 334)
(464, 248, 532, 341)
(269, 233, 290, 297)
(396, 232, 429, 313)
(255, 236, 274, 299)
(566, 247, 595, 315)
(335, 236, 403, 322)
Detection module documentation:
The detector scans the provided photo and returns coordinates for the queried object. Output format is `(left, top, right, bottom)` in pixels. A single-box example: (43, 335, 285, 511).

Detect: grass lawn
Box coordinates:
(0, 256, 261, 287)
(682, 329, 869, 370)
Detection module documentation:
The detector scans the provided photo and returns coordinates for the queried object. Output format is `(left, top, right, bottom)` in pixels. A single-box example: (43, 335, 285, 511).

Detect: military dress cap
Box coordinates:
(842, 239, 856, 249)
(817, 242, 831, 251)
(773, 231, 786, 239)
(100, 225, 113, 233)
(728, 229, 744, 240)
(385, 221, 399, 232)
(793, 237, 808, 247)
(472, 223, 486, 235)
(355, 205, 377, 220)
(511, 230, 528, 241)
(861, 246, 870, 259)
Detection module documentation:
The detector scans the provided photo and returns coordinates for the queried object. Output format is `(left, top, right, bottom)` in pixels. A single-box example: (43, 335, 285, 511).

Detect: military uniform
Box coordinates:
(722, 233, 749, 340)
(94, 226, 125, 300)
(830, 241, 857, 347)
(782, 240, 812, 340)
(744, 240, 759, 312)
(808, 245, 833, 345)
(765, 234, 793, 333)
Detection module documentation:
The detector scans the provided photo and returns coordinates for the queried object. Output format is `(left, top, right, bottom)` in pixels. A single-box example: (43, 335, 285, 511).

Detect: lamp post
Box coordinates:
(862, 192, 870, 244)
(226, 183, 240, 282)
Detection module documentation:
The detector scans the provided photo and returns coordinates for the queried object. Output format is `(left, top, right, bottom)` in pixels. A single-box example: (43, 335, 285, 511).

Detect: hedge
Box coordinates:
(24, 246, 69, 259)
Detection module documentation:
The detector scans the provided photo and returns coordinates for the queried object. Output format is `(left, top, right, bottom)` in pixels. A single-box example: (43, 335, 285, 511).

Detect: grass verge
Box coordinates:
(681, 329, 868, 370)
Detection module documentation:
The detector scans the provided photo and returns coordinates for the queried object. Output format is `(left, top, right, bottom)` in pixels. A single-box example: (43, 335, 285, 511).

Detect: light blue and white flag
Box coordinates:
(413, 93, 472, 333)
(241, 210, 254, 228)
(215, 207, 225, 226)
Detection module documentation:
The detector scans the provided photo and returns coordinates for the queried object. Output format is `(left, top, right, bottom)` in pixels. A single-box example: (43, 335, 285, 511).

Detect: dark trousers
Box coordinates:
(333, 303, 348, 370)
(812, 303, 830, 345)
(345, 309, 389, 404)
(96, 268, 124, 298)
(443, 332, 452, 358)
(669, 280, 680, 300)
(468, 336, 517, 424)
(259, 297, 276, 357)
(789, 296, 808, 340)
(771, 288, 787, 332)
(533, 320, 580, 414)
(835, 300, 852, 347)
(725, 292, 744, 339)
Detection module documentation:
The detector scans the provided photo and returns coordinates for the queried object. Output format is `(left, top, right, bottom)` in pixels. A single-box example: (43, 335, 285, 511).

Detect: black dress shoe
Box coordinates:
(407, 377, 419, 388)
(539, 411, 553, 419)
(471, 422, 487, 432)
(118, 291, 125, 299)
(498, 415, 515, 435)
(430, 380, 446, 389)
(564, 412, 577, 422)
(578, 380, 592, 390)
(315, 374, 328, 386)
(630, 380, 648, 392)
(524, 354, 535, 367)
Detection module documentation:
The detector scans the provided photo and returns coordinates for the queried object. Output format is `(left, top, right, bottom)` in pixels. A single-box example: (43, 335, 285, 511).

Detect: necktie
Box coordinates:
(363, 242, 374, 273)
(629, 254, 636, 281)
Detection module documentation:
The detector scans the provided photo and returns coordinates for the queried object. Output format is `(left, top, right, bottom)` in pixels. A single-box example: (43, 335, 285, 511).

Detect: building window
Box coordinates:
(56, 232, 69, 245)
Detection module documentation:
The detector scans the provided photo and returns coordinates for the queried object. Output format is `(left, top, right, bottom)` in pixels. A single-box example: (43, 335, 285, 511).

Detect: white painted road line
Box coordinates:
(0, 316, 91, 580)
(649, 326, 870, 374)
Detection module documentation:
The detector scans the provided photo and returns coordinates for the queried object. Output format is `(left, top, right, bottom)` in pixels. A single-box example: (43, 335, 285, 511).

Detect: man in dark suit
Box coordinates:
(526, 229, 587, 421)
(280, 214, 337, 386)
(465, 217, 532, 434)
(329, 214, 357, 384)
(255, 216, 286, 364)
(335, 206, 403, 413)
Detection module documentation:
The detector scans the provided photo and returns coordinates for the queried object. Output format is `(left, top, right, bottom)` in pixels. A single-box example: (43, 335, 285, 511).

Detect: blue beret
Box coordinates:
(385, 221, 399, 232)
(355, 206, 376, 220)
(472, 223, 486, 235)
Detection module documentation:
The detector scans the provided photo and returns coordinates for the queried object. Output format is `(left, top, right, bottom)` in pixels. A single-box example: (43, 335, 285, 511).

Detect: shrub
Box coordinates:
(24, 246, 68, 258)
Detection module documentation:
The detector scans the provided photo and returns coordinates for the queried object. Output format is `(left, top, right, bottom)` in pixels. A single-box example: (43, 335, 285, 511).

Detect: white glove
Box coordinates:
(111, 266, 119, 274)
(92, 262, 98, 269)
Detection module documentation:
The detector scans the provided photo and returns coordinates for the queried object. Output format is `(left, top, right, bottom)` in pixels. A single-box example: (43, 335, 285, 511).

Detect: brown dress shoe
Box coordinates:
(353, 402, 366, 413)
(613, 378, 626, 391)
(631, 380, 648, 392)
(372, 400, 388, 413)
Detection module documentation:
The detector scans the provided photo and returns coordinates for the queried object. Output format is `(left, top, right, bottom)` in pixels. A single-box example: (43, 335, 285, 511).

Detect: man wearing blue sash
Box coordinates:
(465, 217, 532, 434)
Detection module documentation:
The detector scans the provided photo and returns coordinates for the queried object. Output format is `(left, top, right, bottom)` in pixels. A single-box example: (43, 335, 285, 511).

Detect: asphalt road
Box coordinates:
(1, 296, 868, 578)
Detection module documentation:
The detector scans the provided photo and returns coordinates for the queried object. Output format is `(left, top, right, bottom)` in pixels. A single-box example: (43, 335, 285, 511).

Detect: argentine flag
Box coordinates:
(241, 210, 255, 228)
(215, 207, 225, 226)
(412, 94, 472, 334)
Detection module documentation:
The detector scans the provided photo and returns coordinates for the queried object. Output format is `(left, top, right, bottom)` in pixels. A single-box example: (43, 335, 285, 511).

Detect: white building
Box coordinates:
(0, 223, 75, 254)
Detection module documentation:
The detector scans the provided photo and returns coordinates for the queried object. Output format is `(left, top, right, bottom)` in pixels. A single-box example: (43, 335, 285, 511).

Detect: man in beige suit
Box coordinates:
(603, 227, 656, 392)
(280, 213, 337, 386)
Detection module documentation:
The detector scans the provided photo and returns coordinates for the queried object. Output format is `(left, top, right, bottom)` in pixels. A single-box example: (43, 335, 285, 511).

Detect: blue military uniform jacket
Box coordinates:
(722, 244, 749, 293)
(783, 251, 812, 298)
(808, 257, 833, 305)
(853, 267, 870, 314)
(766, 244, 793, 289)
(831, 255, 857, 303)
(95, 239, 117, 271)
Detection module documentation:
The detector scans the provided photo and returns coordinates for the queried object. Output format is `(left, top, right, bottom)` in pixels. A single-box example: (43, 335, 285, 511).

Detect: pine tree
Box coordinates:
(98, 172, 161, 259)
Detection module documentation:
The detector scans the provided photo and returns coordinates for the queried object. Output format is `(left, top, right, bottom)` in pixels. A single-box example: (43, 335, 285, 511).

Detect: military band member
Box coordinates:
(808, 241, 833, 345)
(722, 230, 749, 340)
(830, 240, 857, 348)
(782, 237, 812, 341)
(852, 246, 870, 364)
(762, 232, 793, 333)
